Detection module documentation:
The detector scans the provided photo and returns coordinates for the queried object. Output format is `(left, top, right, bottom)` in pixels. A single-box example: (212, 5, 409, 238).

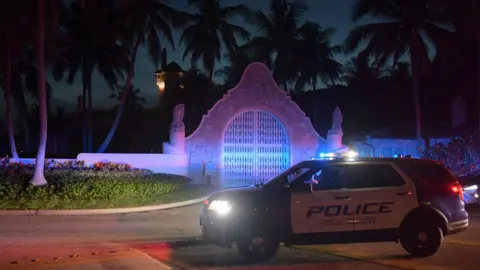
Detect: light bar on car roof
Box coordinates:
(313, 151, 359, 160)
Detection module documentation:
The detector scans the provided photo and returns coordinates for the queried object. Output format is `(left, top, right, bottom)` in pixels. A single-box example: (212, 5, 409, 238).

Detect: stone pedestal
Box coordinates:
(163, 104, 186, 155)
(326, 129, 349, 154)
(163, 129, 185, 154)
(326, 129, 342, 152)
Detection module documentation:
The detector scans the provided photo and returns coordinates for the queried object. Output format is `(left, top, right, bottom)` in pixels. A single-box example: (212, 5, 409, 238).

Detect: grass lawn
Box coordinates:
(0, 186, 217, 210)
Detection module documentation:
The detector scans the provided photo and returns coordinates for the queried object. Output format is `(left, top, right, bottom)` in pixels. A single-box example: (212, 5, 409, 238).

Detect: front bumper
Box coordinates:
(447, 218, 468, 235)
(200, 210, 243, 247)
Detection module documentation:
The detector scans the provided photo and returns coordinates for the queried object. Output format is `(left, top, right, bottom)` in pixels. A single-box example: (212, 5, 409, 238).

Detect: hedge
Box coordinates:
(0, 158, 192, 210)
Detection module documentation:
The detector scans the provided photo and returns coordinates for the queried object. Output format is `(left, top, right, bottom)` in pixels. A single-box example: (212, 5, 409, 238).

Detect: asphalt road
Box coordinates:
(0, 205, 479, 269)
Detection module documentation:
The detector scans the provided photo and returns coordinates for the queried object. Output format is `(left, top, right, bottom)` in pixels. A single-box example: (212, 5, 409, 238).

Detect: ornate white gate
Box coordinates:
(222, 110, 290, 187)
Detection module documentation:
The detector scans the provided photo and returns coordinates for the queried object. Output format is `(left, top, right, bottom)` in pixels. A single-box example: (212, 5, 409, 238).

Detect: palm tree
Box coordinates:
(49, 105, 67, 156)
(246, 0, 308, 89)
(11, 49, 55, 154)
(290, 21, 342, 129)
(96, 0, 182, 153)
(180, 0, 251, 83)
(30, 0, 48, 186)
(1, 40, 19, 159)
(110, 85, 146, 151)
(434, 0, 480, 136)
(0, 3, 31, 159)
(53, 0, 128, 153)
(214, 46, 261, 89)
(385, 62, 413, 88)
(28, 0, 66, 186)
(344, 0, 453, 147)
(294, 22, 342, 91)
(341, 56, 385, 90)
(110, 85, 146, 112)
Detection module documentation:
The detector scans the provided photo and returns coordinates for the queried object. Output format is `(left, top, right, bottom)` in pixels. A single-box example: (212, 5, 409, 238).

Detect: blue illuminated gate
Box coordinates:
(222, 110, 290, 187)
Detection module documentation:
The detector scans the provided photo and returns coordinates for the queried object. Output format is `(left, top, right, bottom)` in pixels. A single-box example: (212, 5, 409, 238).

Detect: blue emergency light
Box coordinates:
(314, 151, 359, 160)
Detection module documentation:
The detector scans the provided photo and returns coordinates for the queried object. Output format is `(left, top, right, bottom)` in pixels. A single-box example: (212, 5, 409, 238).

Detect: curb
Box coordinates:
(0, 197, 207, 216)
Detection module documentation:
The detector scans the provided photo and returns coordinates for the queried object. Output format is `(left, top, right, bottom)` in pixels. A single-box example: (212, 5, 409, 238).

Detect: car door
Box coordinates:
(340, 162, 419, 232)
(290, 164, 356, 234)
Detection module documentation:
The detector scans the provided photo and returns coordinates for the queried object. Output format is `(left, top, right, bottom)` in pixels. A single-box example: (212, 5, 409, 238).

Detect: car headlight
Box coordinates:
(208, 200, 232, 214)
(464, 185, 478, 191)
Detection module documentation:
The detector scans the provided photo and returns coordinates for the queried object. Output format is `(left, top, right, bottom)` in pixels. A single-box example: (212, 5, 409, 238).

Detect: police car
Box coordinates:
(200, 152, 469, 261)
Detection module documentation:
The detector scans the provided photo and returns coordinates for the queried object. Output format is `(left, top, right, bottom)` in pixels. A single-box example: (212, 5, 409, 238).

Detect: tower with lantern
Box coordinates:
(155, 49, 185, 106)
(155, 49, 187, 154)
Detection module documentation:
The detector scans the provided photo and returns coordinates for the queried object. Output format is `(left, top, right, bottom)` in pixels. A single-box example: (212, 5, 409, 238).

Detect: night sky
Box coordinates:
(48, 0, 369, 112)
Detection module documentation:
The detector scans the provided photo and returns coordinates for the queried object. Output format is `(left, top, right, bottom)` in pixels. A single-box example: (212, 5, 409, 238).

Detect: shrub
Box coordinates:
(0, 158, 191, 208)
(420, 135, 480, 176)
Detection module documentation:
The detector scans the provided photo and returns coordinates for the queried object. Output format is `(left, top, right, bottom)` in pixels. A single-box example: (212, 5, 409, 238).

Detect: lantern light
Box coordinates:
(156, 81, 165, 92)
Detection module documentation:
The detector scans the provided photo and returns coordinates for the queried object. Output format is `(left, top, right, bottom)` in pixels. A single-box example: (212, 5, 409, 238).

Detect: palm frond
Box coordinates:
(352, 0, 400, 21)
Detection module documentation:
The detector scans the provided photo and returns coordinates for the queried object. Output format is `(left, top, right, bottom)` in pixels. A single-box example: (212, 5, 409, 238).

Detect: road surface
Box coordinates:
(0, 204, 479, 269)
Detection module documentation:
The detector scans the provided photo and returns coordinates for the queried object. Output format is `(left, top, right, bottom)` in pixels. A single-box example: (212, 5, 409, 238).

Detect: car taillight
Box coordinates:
(451, 182, 464, 201)
(204, 199, 209, 205)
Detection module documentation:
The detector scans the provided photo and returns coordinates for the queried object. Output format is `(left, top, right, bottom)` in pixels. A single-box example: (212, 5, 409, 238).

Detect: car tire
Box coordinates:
(399, 222, 443, 257)
(236, 235, 279, 262)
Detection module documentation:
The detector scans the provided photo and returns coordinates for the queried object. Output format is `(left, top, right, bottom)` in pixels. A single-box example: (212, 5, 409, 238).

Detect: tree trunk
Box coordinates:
(30, 0, 48, 186)
(410, 57, 423, 149)
(208, 57, 215, 86)
(12, 86, 31, 154)
(477, 29, 480, 139)
(311, 78, 318, 130)
(96, 38, 141, 153)
(478, 41, 480, 138)
(87, 72, 93, 152)
(130, 108, 135, 152)
(81, 76, 87, 152)
(24, 122, 30, 153)
(54, 136, 58, 156)
(4, 37, 19, 159)
(473, 0, 480, 140)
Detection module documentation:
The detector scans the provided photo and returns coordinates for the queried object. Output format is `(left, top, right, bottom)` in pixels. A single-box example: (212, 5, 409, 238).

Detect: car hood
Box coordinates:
(206, 185, 290, 216)
(208, 185, 264, 202)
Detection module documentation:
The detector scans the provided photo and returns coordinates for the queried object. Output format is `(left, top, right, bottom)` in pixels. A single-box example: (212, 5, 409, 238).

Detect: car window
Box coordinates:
(343, 164, 405, 189)
(312, 166, 348, 191)
(311, 163, 405, 191)
(287, 167, 310, 182)
(397, 162, 457, 184)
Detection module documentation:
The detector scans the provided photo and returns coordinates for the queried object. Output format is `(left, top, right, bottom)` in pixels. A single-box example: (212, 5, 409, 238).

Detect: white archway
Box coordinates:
(185, 62, 325, 186)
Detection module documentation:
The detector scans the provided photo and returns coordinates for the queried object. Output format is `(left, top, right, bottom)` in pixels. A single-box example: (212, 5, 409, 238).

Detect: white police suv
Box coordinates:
(200, 153, 469, 261)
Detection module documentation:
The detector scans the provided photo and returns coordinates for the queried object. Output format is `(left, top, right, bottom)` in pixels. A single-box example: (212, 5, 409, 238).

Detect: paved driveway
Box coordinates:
(0, 204, 479, 269)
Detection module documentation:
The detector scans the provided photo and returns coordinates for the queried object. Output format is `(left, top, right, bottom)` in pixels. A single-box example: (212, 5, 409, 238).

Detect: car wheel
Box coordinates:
(399, 222, 443, 257)
(237, 235, 279, 262)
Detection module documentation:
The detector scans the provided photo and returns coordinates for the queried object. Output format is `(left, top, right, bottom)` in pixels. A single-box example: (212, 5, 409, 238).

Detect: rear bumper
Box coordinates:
(447, 218, 468, 235)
